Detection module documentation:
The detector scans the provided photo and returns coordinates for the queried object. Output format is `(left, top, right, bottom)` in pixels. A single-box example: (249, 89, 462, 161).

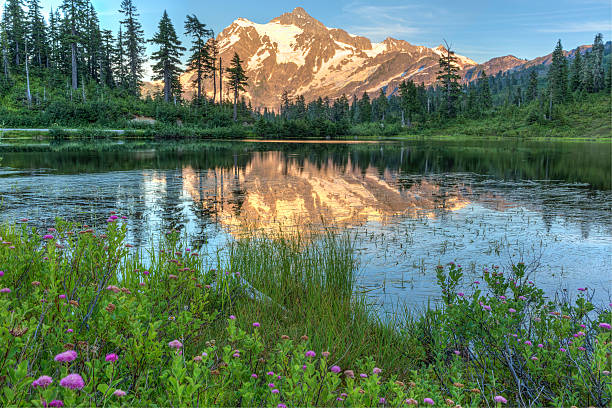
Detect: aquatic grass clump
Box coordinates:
(224, 230, 416, 372)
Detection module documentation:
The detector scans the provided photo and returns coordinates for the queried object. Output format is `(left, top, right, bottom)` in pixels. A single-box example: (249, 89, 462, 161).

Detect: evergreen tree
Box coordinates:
(184, 14, 212, 102)
(479, 71, 492, 109)
(606, 57, 612, 93)
(26, 0, 47, 68)
(547, 40, 568, 105)
(60, 0, 86, 90)
(150, 11, 185, 103)
(295, 95, 306, 119)
(281, 90, 291, 119)
(569, 48, 583, 92)
(0, 22, 9, 80)
(399, 79, 418, 126)
(100, 29, 115, 87)
(526, 70, 538, 102)
(226, 52, 248, 121)
(47, 7, 61, 71)
(205, 37, 218, 103)
(374, 88, 388, 121)
(83, 3, 102, 81)
(591, 33, 605, 92)
(358, 91, 371, 122)
(350, 94, 359, 123)
(114, 26, 127, 88)
(3, 0, 26, 68)
(436, 42, 461, 118)
(119, 0, 145, 94)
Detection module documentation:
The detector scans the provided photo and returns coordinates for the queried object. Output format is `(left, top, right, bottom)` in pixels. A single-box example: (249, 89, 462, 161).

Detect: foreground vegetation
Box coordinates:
(0, 217, 610, 407)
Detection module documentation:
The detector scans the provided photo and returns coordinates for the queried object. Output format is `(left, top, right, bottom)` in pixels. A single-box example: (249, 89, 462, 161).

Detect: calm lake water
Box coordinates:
(1, 139, 611, 311)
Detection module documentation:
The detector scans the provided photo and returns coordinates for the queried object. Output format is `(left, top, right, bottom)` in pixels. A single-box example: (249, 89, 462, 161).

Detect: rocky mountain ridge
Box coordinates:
(146, 7, 597, 109)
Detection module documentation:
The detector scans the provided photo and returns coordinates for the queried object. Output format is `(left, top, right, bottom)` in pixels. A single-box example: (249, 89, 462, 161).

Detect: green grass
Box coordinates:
(220, 232, 414, 374)
(398, 92, 612, 140)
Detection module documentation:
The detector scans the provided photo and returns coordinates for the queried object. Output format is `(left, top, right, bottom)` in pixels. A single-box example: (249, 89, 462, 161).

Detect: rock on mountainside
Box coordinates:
(152, 7, 594, 109)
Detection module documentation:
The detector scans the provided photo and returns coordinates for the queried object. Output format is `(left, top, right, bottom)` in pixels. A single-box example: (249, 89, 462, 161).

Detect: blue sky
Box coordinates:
(4, 0, 611, 66)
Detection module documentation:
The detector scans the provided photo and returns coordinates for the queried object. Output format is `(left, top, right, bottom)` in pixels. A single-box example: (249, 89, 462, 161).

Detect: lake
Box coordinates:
(1, 139, 611, 312)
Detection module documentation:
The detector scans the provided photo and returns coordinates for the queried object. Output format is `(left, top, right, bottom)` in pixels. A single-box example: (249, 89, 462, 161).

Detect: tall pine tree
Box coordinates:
(226, 52, 248, 121)
(569, 48, 583, 92)
(436, 42, 461, 118)
(26, 0, 47, 68)
(60, 0, 86, 90)
(205, 37, 219, 104)
(591, 33, 605, 92)
(526, 70, 538, 102)
(150, 10, 185, 103)
(547, 40, 568, 105)
(119, 0, 145, 94)
(3, 0, 26, 68)
(399, 79, 418, 126)
(479, 71, 492, 110)
(184, 14, 212, 102)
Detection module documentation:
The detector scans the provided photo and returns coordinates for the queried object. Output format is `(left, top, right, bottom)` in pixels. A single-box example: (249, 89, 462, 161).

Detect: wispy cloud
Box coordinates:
(537, 21, 612, 33)
(341, 2, 441, 41)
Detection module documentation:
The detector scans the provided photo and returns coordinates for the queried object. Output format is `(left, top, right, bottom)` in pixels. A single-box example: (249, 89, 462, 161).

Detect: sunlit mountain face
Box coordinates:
(180, 151, 469, 237)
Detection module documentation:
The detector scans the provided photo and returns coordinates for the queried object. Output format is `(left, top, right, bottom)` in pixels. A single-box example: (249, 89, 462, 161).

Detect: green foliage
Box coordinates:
(149, 10, 185, 103)
(184, 15, 213, 102)
(0, 220, 610, 407)
(117, 0, 146, 94)
(226, 52, 249, 122)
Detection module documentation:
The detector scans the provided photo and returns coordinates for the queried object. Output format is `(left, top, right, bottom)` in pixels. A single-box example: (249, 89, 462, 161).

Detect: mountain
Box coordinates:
(146, 7, 597, 109)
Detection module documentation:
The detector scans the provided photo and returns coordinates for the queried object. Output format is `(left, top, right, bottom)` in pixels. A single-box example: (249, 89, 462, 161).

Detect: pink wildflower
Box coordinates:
(0, 288, 11, 293)
(424, 398, 435, 405)
(330, 365, 341, 373)
(54, 350, 77, 363)
(32, 375, 53, 388)
(113, 389, 126, 397)
(599, 322, 611, 330)
(105, 353, 118, 362)
(494, 396, 508, 404)
(59, 374, 84, 390)
(168, 340, 183, 349)
(253, 322, 260, 327)
(305, 350, 316, 358)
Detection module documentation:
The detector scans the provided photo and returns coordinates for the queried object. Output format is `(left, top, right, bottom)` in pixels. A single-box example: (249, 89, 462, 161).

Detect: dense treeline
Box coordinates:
(0, 0, 610, 138)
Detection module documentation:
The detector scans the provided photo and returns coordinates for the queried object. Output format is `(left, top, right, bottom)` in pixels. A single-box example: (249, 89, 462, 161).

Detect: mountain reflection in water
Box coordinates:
(180, 152, 469, 236)
(0, 139, 610, 309)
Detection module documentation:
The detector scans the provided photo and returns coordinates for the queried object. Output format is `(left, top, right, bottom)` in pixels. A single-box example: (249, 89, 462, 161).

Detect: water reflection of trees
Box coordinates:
(180, 152, 470, 236)
(1, 140, 609, 238)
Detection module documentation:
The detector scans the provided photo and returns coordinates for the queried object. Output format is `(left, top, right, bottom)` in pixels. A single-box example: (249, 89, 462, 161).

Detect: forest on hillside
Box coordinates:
(1, 0, 611, 138)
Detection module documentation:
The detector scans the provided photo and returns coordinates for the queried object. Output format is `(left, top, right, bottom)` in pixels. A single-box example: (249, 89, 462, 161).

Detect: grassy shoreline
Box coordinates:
(0, 218, 610, 407)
